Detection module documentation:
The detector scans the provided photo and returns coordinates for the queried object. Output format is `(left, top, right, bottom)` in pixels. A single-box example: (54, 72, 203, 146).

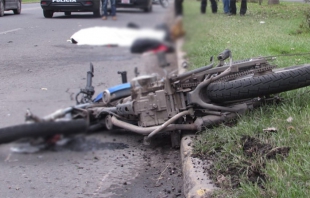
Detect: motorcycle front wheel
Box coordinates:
(0, 120, 88, 144)
(206, 64, 310, 102)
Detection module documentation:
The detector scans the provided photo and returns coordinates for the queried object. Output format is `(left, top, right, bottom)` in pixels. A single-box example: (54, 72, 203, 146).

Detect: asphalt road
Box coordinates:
(0, 3, 184, 198)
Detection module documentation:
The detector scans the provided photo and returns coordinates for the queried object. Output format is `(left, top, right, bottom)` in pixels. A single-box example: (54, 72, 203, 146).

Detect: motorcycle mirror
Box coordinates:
(134, 67, 140, 77)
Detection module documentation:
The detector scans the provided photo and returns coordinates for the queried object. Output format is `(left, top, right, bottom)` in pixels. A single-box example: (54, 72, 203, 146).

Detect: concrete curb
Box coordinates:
(181, 135, 216, 198)
(174, 32, 217, 198)
(162, 6, 217, 197)
(175, 37, 187, 75)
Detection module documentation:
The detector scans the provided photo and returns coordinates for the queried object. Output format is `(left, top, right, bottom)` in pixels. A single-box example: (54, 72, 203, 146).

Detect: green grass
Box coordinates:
(194, 90, 310, 197)
(183, 0, 310, 68)
(183, 0, 310, 197)
(22, 0, 40, 3)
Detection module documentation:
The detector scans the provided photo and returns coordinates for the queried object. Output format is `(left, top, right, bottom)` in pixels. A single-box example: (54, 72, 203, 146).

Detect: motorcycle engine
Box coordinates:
(116, 75, 186, 127)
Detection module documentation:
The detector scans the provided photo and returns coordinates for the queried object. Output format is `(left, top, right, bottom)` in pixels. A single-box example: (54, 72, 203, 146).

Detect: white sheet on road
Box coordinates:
(70, 26, 166, 46)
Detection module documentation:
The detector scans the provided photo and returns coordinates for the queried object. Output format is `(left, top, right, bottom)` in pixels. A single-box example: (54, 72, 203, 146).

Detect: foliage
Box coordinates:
(183, 0, 310, 69)
(22, 0, 40, 3)
(183, 1, 310, 197)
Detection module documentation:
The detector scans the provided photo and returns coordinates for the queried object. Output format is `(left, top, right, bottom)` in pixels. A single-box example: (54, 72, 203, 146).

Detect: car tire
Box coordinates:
(64, 11, 71, 16)
(93, 0, 102, 17)
(144, 3, 152, 12)
(13, 0, 21, 14)
(159, 0, 169, 8)
(0, 0, 4, 17)
(43, 10, 54, 18)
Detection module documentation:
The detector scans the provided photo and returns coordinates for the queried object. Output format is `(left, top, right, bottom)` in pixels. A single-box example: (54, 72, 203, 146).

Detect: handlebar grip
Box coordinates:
(217, 49, 231, 61)
(86, 63, 94, 89)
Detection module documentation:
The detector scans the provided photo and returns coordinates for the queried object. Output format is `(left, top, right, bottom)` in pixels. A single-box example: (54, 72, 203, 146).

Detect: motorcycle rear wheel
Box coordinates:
(0, 120, 88, 144)
(206, 64, 310, 102)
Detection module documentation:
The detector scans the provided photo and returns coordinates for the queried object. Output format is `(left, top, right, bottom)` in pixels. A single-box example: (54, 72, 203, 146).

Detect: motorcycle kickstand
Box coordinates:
(170, 130, 181, 149)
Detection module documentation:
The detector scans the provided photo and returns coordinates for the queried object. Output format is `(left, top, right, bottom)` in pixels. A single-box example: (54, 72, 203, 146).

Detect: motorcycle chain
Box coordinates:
(214, 64, 277, 83)
(176, 65, 276, 89)
(176, 81, 200, 89)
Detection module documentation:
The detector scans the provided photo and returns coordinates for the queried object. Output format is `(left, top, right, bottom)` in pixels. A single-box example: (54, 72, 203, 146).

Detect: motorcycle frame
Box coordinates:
(27, 50, 278, 145)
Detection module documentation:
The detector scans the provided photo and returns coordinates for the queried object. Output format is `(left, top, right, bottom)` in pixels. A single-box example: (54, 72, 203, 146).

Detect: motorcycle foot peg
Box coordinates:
(143, 136, 151, 146)
(104, 115, 113, 130)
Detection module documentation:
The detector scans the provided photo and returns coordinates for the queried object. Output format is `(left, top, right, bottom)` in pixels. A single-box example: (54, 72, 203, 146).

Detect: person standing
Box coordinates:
(230, 0, 247, 15)
(175, 0, 184, 16)
(201, 0, 217, 14)
(102, 0, 117, 20)
(222, 0, 229, 14)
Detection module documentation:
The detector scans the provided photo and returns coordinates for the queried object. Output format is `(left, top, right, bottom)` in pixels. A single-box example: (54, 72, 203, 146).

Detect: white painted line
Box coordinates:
(0, 28, 22, 35)
(93, 169, 114, 195)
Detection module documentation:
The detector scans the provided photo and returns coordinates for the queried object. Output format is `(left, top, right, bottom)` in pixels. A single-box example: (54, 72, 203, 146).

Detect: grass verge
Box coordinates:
(183, 0, 310, 197)
(22, 0, 40, 3)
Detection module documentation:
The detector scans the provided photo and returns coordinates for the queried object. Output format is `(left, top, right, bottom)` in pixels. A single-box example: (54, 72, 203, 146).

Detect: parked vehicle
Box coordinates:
(40, 0, 152, 18)
(40, 0, 102, 18)
(1, 46, 310, 148)
(152, 0, 168, 8)
(0, 0, 21, 17)
(116, 0, 152, 12)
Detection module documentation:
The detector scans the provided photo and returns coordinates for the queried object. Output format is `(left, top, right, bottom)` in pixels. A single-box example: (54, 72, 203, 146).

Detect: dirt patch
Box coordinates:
(242, 136, 290, 160)
(54, 136, 129, 152)
(105, 134, 184, 198)
(194, 135, 290, 190)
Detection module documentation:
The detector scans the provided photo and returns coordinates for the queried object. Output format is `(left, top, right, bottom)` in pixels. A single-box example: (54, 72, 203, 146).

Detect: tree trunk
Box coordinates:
(268, 0, 279, 4)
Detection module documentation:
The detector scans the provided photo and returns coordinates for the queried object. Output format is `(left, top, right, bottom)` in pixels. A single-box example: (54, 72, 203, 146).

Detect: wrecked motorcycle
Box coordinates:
(1, 47, 310, 148)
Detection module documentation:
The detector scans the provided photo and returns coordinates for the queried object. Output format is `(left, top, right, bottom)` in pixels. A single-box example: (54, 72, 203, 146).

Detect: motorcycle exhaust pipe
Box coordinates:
(110, 116, 197, 135)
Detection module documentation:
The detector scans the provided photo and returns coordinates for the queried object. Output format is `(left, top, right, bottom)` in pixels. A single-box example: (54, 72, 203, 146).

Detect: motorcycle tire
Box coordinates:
(0, 120, 88, 144)
(206, 64, 310, 102)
